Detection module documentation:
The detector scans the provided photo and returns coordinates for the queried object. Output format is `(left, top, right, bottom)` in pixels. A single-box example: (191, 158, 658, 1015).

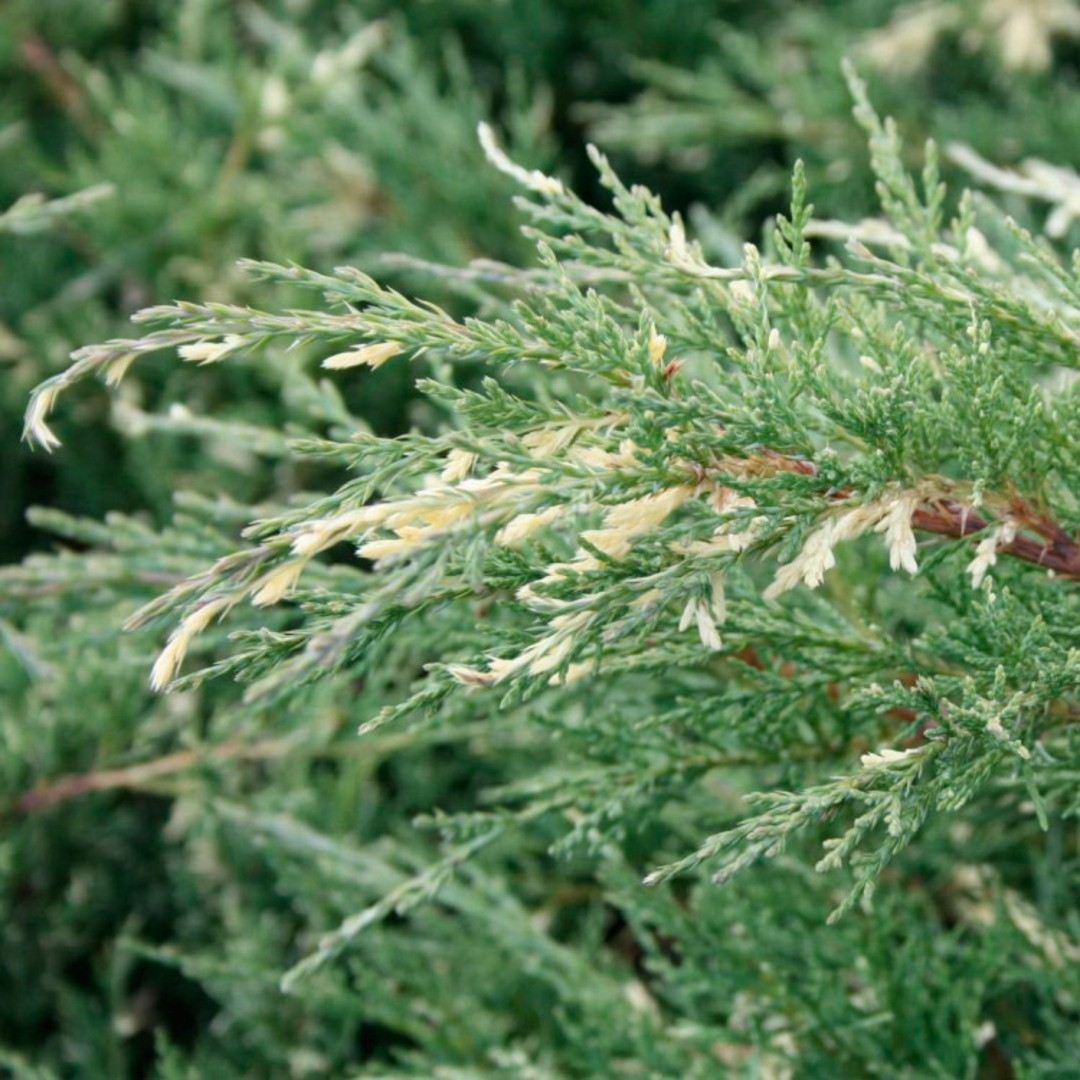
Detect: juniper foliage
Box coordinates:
(5, 55, 1079, 1076)
(6, 0, 1080, 570)
(0, 0, 556, 560)
(582, 0, 1080, 228)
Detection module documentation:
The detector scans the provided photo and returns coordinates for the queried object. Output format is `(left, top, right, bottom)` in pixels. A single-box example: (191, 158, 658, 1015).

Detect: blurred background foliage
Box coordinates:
(1, 0, 1079, 1075)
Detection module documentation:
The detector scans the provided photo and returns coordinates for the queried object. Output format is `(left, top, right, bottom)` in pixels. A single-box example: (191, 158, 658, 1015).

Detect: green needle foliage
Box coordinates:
(5, 0, 1080, 569)
(0, 0, 555, 560)
(6, 62, 1078, 1075)
(581, 0, 1080, 229)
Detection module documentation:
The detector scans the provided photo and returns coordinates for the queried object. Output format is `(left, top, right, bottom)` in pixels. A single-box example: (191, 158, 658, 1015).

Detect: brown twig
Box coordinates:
(913, 499, 1080, 578)
(14, 737, 292, 813)
(12, 720, 531, 815)
(20, 36, 97, 135)
(726, 453, 1080, 579)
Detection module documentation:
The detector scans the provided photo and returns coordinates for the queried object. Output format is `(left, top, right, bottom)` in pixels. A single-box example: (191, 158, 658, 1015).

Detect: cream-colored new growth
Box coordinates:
(966, 518, 1017, 589)
(477, 122, 565, 198)
(150, 595, 233, 691)
(764, 489, 921, 601)
(322, 341, 403, 370)
(178, 336, 244, 365)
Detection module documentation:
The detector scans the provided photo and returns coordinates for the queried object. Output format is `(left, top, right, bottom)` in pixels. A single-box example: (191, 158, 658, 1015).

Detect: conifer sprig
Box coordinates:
(18, 76, 1079, 929)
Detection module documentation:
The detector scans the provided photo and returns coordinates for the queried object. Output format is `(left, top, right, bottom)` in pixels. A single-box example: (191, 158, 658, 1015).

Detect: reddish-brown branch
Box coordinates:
(19, 37, 96, 134)
(913, 499, 1080, 578)
(728, 453, 1080, 580)
(13, 737, 292, 813)
(11, 722, 514, 815)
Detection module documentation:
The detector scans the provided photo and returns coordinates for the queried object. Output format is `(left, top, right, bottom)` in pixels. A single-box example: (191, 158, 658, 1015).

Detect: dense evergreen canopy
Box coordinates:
(2, 2, 1079, 1075)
